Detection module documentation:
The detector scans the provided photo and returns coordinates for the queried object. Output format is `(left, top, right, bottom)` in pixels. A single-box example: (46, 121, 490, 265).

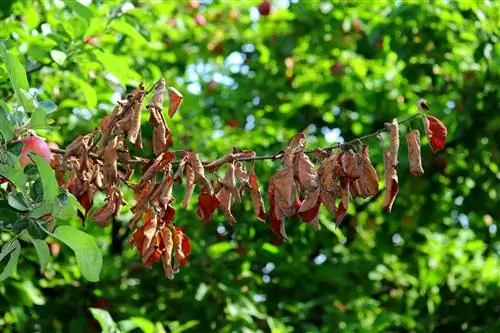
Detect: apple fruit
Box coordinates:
(19, 135, 52, 167)
(258, 1, 272, 16)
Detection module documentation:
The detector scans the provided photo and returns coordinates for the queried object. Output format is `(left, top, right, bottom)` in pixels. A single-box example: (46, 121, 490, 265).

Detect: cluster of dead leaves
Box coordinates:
(52, 79, 448, 280)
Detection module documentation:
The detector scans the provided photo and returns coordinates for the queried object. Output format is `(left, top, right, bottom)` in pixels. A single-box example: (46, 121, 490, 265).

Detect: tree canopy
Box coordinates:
(0, 0, 499, 332)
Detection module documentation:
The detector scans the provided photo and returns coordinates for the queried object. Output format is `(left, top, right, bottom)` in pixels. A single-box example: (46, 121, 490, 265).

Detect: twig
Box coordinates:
(49, 112, 423, 168)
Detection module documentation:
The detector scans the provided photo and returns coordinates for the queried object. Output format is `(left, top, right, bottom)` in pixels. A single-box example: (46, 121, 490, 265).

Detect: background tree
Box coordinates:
(0, 0, 499, 332)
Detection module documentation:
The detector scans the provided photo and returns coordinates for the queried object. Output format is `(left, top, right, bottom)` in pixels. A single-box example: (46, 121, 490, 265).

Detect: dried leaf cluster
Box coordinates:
(50, 79, 448, 279)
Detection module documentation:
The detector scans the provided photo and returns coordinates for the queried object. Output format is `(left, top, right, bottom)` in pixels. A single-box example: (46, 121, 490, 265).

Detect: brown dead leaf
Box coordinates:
(103, 136, 118, 188)
(168, 87, 183, 118)
(383, 150, 399, 212)
(406, 129, 424, 176)
(384, 118, 399, 166)
(249, 168, 267, 222)
(159, 226, 174, 280)
(296, 153, 319, 191)
(357, 145, 379, 197)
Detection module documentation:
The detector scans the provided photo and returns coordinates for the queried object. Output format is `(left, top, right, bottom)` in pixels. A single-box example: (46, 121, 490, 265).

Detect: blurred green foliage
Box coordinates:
(0, 0, 499, 332)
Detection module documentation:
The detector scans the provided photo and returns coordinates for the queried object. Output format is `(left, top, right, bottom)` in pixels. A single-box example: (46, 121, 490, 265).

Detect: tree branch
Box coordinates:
(49, 112, 424, 166)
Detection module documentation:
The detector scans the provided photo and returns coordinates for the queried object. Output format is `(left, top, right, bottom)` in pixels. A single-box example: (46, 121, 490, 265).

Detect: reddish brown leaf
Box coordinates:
(173, 227, 189, 271)
(357, 145, 379, 196)
(138, 152, 175, 189)
(159, 226, 174, 279)
(197, 185, 220, 224)
(298, 188, 321, 230)
(92, 188, 122, 226)
(217, 187, 236, 224)
(296, 153, 319, 191)
(423, 115, 447, 153)
(102, 136, 118, 188)
(268, 179, 288, 241)
(384, 118, 399, 166)
(383, 150, 399, 212)
(249, 169, 267, 222)
(127, 96, 143, 149)
(168, 87, 183, 118)
(336, 185, 349, 225)
(182, 165, 195, 208)
(406, 129, 424, 176)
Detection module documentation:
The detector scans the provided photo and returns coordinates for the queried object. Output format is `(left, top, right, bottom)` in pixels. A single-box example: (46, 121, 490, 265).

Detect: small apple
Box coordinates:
(194, 14, 206, 26)
(227, 118, 239, 128)
(19, 135, 52, 167)
(49, 242, 60, 257)
(330, 62, 344, 76)
(83, 36, 98, 47)
(258, 0, 272, 16)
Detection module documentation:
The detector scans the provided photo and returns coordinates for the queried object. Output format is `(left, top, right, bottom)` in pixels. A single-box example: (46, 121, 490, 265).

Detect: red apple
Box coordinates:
(19, 135, 52, 167)
(330, 62, 344, 76)
(258, 1, 272, 16)
(194, 14, 206, 26)
(49, 242, 60, 257)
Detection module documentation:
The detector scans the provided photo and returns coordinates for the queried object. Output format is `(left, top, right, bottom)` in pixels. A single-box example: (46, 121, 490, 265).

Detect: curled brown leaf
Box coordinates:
(406, 129, 424, 176)
(168, 87, 183, 118)
(383, 150, 399, 212)
(384, 118, 399, 166)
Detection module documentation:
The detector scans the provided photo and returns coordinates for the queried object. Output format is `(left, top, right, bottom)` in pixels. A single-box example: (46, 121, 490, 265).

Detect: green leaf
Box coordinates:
(53, 192, 82, 220)
(94, 50, 129, 84)
(68, 74, 97, 108)
(30, 106, 49, 129)
(38, 100, 57, 113)
(7, 192, 30, 211)
(27, 219, 47, 239)
(89, 308, 118, 333)
(0, 42, 32, 113)
(50, 50, 67, 66)
(262, 242, 280, 254)
(64, 0, 94, 24)
(207, 242, 236, 258)
(0, 204, 21, 229)
(31, 238, 50, 272)
(54, 226, 102, 282)
(0, 107, 14, 140)
(0, 152, 27, 191)
(0, 239, 21, 281)
(109, 20, 148, 45)
(119, 317, 155, 333)
(31, 154, 58, 203)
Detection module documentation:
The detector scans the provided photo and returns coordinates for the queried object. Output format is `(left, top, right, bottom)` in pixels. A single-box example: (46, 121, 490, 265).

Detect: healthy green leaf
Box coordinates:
(50, 50, 67, 65)
(0, 107, 14, 140)
(119, 317, 155, 333)
(31, 154, 58, 203)
(207, 242, 236, 257)
(0, 42, 32, 113)
(64, 0, 94, 24)
(89, 308, 118, 333)
(0, 239, 21, 281)
(31, 238, 50, 272)
(109, 20, 148, 45)
(54, 226, 103, 282)
(7, 192, 30, 211)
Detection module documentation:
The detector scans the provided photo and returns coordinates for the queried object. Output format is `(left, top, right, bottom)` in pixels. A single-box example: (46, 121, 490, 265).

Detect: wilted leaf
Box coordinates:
(197, 185, 220, 224)
(423, 115, 447, 153)
(384, 119, 399, 166)
(168, 87, 183, 118)
(298, 187, 320, 230)
(357, 145, 379, 196)
(248, 169, 266, 222)
(296, 153, 319, 191)
(406, 129, 424, 176)
(159, 226, 174, 279)
(383, 150, 399, 212)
